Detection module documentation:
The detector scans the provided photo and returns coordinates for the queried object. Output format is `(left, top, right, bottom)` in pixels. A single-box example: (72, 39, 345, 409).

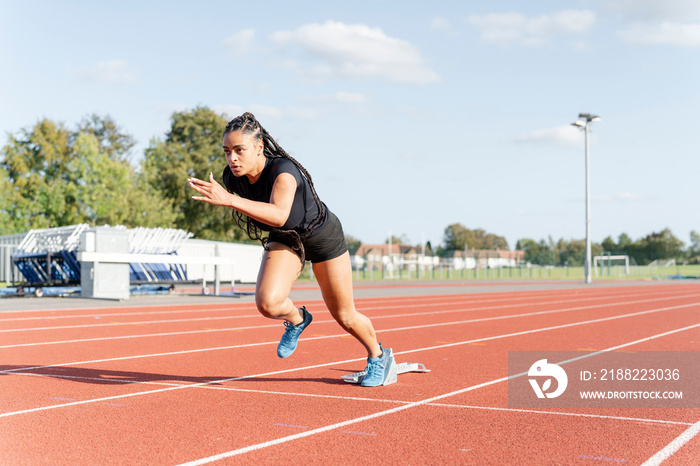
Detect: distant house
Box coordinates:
(353, 243, 423, 272)
(445, 249, 524, 269)
(352, 243, 524, 273)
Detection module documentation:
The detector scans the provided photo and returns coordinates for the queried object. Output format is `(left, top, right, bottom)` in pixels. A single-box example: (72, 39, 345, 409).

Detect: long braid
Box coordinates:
(222, 112, 325, 266)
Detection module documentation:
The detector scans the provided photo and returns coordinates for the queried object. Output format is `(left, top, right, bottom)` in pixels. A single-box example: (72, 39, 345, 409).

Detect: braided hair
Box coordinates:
(222, 112, 325, 265)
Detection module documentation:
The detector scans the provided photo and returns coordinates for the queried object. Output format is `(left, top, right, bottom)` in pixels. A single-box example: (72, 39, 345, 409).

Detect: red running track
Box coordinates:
(0, 282, 698, 465)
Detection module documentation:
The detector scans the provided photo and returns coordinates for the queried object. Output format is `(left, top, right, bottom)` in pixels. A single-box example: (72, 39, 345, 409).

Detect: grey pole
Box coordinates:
(584, 121, 592, 284)
(572, 113, 601, 285)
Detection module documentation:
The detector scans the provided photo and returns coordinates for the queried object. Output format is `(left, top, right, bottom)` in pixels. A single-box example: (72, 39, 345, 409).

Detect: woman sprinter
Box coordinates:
(188, 112, 392, 387)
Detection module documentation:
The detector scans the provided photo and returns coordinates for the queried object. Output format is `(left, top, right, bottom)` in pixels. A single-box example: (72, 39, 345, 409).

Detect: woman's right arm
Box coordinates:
(188, 172, 297, 228)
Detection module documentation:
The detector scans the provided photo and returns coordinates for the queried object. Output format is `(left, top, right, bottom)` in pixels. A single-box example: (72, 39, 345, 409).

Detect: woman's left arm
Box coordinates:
(189, 172, 296, 228)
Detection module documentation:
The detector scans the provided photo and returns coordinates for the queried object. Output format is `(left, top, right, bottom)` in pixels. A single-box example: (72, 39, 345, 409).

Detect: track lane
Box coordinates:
(1, 283, 698, 465)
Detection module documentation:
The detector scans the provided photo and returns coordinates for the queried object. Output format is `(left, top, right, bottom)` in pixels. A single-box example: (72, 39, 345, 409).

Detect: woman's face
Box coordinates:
(223, 130, 265, 182)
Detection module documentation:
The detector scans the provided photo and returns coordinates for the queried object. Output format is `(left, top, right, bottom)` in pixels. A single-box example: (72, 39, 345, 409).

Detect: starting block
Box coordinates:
(341, 348, 430, 386)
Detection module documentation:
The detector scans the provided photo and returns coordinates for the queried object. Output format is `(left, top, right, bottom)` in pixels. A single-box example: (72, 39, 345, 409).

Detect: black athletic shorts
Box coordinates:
(268, 210, 348, 263)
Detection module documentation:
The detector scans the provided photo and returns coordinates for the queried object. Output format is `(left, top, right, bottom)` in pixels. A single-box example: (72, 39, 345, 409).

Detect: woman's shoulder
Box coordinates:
(269, 157, 301, 178)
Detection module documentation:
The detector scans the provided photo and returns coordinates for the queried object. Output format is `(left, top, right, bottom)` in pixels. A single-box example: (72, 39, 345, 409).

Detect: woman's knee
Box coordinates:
(331, 308, 358, 331)
(255, 292, 287, 318)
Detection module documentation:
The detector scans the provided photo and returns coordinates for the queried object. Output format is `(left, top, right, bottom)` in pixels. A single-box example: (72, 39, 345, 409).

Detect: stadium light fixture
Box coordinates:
(571, 113, 601, 284)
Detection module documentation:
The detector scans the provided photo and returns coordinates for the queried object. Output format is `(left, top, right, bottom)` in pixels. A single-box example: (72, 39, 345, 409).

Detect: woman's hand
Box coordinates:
(188, 173, 232, 207)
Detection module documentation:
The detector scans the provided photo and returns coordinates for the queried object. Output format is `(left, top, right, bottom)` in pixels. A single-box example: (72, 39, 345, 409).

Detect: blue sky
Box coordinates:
(1, 1, 698, 249)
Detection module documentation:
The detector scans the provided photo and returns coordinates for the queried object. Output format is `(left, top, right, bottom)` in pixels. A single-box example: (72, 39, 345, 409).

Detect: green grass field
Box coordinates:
(301, 264, 700, 282)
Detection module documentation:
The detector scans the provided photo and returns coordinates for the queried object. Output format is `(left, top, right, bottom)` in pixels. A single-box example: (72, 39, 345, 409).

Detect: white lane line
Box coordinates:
(0, 357, 364, 418)
(175, 322, 700, 465)
(8, 368, 693, 429)
(3, 289, 693, 333)
(2, 300, 698, 373)
(0, 287, 675, 323)
(0, 285, 670, 318)
(0, 306, 259, 322)
(3, 292, 699, 349)
(426, 404, 694, 426)
(1, 304, 697, 417)
(640, 420, 700, 466)
(3, 300, 698, 373)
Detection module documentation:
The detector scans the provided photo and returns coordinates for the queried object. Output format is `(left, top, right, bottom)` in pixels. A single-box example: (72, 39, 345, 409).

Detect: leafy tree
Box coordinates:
(0, 116, 176, 234)
(70, 132, 135, 225)
(515, 237, 602, 266)
(345, 234, 362, 255)
(515, 238, 542, 264)
(556, 238, 586, 266)
(601, 236, 616, 252)
(515, 238, 555, 265)
(0, 119, 77, 231)
(688, 230, 700, 264)
(141, 106, 244, 241)
(626, 229, 684, 265)
(75, 114, 136, 162)
(443, 223, 508, 253)
(385, 234, 410, 245)
(617, 233, 633, 249)
(126, 171, 179, 228)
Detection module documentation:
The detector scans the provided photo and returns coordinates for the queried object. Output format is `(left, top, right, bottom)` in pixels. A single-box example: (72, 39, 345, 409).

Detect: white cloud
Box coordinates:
(515, 125, 583, 147)
(334, 92, 368, 104)
(301, 91, 369, 104)
(248, 104, 283, 120)
(618, 22, 700, 47)
(223, 29, 257, 56)
(213, 105, 245, 119)
(572, 40, 593, 51)
(65, 59, 138, 85)
(605, 0, 700, 48)
(286, 106, 318, 121)
(212, 104, 315, 121)
(269, 21, 439, 85)
(593, 192, 650, 202)
(431, 16, 456, 36)
(604, 0, 700, 22)
(467, 10, 596, 47)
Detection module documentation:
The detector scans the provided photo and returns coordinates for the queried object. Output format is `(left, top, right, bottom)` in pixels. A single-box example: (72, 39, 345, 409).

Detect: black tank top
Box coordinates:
(222, 157, 328, 234)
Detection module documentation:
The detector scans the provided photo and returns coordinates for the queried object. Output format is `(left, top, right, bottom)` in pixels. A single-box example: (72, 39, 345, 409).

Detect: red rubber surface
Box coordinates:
(1, 282, 698, 465)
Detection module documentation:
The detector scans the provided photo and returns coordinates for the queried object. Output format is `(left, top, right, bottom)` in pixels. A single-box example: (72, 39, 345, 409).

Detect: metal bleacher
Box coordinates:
(11, 224, 194, 295)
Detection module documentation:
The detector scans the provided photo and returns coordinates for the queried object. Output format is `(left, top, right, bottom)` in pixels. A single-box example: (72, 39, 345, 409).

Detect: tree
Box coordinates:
(515, 236, 602, 266)
(688, 230, 700, 264)
(601, 236, 616, 253)
(624, 229, 684, 265)
(443, 223, 508, 252)
(385, 234, 410, 245)
(515, 238, 542, 264)
(0, 119, 77, 231)
(0, 164, 16, 231)
(556, 238, 585, 266)
(141, 106, 244, 241)
(0, 116, 177, 234)
(618, 233, 633, 249)
(345, 234, 362, 255)
(75, 114, 136, 162)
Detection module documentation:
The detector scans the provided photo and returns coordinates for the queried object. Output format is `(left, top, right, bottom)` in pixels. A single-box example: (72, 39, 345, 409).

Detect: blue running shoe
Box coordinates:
(277, 307, 312, 358)
(361, 343, 392, 387)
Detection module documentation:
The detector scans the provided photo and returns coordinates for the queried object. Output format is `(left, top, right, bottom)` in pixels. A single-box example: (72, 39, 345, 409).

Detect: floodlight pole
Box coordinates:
(572, 113, 601, 285)
(584, 120, 592, 284)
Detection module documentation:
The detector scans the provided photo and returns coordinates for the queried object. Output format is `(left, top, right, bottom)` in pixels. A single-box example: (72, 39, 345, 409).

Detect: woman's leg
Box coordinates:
(255, 242, 304, 325)
(312, 251, 382, 358)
